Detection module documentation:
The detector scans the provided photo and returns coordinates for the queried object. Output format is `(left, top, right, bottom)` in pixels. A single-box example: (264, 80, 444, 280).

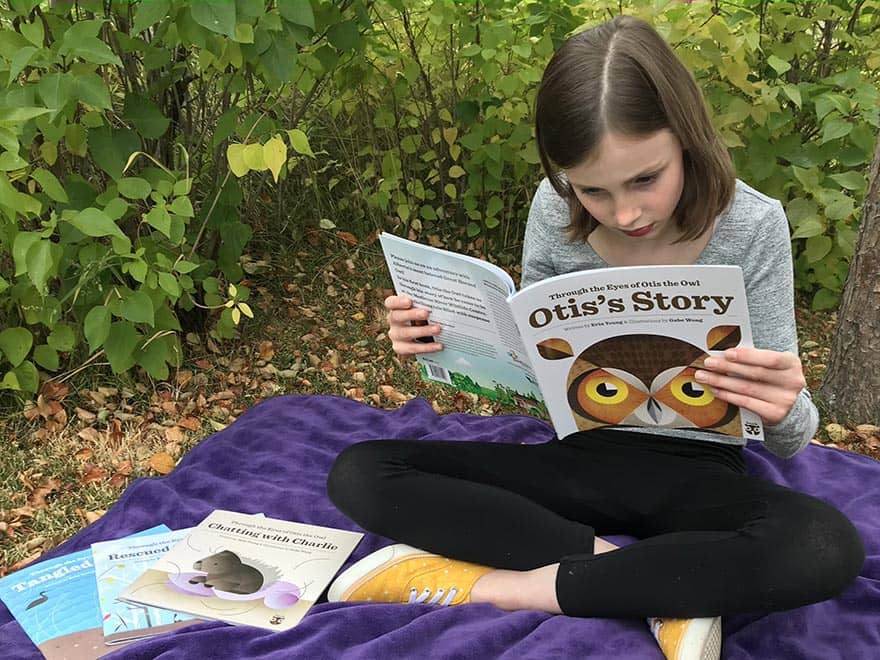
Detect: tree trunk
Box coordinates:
(818, 131, 880, 423)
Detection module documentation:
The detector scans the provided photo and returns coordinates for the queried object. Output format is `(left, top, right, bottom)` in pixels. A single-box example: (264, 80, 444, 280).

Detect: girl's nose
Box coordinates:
(614, 203, 641, 227)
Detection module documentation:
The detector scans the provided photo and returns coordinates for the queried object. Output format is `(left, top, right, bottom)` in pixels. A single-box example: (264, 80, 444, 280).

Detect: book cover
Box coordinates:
(508, 264, 764, 440)
(91, 527, 198, 645)
(120, 511, 363, 631)
(0, 526, 166, 660)
(380, 234, 763, 441)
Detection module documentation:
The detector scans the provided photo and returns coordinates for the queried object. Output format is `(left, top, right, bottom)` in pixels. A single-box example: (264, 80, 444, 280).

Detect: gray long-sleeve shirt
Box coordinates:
(521, 178, 818, 458)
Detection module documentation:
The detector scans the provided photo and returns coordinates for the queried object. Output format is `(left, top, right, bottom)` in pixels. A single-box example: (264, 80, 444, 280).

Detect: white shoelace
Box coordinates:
(408, 586, 458, 606)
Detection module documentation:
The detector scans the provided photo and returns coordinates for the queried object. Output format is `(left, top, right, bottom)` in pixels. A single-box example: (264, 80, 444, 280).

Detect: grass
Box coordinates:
(0, 231, 876, 575)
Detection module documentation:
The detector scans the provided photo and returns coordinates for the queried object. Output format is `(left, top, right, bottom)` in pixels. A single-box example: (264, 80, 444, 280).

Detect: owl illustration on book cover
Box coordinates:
(537, 326, 745, 437)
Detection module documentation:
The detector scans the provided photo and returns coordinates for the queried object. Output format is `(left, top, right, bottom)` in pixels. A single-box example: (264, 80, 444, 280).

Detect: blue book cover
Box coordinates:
(91, 528, 198, 644)
(0, 526, 166, 660)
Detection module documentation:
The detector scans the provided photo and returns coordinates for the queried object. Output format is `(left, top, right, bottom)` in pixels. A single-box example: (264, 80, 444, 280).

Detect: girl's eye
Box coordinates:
(634, 174, 657, 186)
(580, 188, 604, 197)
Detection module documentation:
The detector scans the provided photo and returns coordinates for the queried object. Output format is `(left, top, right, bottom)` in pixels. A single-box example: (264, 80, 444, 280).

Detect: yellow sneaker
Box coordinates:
(327, 544, 493, 606)
(648, 616, 722, 660)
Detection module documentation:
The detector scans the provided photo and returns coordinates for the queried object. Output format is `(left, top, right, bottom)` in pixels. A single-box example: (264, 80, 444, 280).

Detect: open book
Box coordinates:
(380, 233, 764, 442)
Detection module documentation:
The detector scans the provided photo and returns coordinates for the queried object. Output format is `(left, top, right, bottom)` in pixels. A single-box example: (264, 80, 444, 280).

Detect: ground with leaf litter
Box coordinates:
(1, 232, 877, 575)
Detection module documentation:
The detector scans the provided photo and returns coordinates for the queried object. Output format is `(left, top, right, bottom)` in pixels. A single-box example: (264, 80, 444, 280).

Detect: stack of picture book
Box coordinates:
(0, 511, 363, 659)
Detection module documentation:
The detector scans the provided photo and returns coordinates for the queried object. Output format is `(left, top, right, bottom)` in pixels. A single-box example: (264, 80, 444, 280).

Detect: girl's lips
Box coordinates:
(622, 223, 654, 237)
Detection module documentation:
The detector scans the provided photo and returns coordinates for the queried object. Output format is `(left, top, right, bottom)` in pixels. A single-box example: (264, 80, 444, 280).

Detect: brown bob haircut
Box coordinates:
(535, 15, 735, 243)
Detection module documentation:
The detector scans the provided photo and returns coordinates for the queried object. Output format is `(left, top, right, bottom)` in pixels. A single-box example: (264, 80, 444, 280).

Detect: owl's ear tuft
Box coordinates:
(706, 325, 742, 351)
(536, 338, 573, 360)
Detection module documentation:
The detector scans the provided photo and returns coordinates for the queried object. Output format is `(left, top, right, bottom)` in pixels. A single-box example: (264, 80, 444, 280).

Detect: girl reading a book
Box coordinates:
(326, 15, 863, 660)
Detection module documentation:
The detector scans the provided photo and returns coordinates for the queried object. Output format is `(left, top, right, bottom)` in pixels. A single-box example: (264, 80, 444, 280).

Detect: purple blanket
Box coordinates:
(3, 395, 878, 659)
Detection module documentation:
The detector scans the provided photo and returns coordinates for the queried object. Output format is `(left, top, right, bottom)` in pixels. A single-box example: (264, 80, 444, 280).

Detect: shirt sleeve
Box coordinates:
(521, 179, 566, 288)
(741, 200, 819, 457)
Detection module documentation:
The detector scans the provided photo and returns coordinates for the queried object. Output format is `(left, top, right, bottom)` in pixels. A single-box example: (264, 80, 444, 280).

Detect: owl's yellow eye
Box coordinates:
(567, 368, 648, 425)
(669, 371, 715, 407)
(584, 376, 629, 405)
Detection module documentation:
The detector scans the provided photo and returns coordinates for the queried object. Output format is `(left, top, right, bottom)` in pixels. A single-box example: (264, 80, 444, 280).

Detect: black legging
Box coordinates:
(326, 429, 864, 619)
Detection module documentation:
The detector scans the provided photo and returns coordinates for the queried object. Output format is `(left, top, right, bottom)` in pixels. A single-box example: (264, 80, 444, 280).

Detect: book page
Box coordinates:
(508, 265, 764, 441)
(380, 233, 542, 409)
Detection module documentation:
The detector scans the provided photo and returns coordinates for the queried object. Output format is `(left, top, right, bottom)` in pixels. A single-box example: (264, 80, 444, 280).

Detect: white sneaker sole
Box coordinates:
(327, 543, 431, 602)
(680, 616, 722, 660)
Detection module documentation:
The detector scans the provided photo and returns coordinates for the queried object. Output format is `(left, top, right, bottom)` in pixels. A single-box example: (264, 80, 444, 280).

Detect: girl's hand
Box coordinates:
(694, 348, 806, 426)
(385, 295, 444, 356)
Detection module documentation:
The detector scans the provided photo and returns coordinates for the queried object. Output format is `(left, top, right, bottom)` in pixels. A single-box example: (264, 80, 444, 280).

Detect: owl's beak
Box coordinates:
(646, 398, 663, 423)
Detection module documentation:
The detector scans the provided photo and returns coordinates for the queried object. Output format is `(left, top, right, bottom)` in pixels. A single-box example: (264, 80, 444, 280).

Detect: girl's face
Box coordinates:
(565, 129, 685, 241)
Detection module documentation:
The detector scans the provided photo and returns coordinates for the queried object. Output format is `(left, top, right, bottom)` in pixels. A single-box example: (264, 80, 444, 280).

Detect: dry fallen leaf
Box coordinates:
(81, 466, 107, 485)
(149, 452, 176, 474)
(164, 426, 185, 443)
(258, 341, 276, 361)
(178, 416, 201, 431)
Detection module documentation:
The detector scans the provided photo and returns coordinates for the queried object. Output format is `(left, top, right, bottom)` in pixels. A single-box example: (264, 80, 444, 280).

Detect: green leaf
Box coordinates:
(20, 19, 44, 46)
(804, 235, 832, 263)
(12, 232, 39, 276)
(286, 129, 314, 157)
(781, 84, 801, 108)
(785, 198, 818, 228)
(0, 327, 33, 367)
(0, 361, 39, 392)
(767, 55, 791, 75)
(279, 0, 315, 29)
(0, 175, 41, 217)
(811, 288, 839, 311)
(136, 337, 170, 380)
(823, 194, 855, 221)
(0, 151, 28, 171)
(173, 259, 199, 274)
(133, 0, 171, 34)
(9, 46, 38, 82)
(0, 106, 52, 124)
(26, 239, 60, 293)
(263, 135, 287, 182)
(449, 165, 466, 178)
(120, 290, 155, 325)
(829, 171, 865, 192)
(31, 168, 69, 202)
(169, 196, 194, 217)
(158, 271, 181, 297)
(61, 37, 122, 67)
(145, 205, 173, 239)
(791, 217, 825, 239)
(72, 72, 112, 109)
(821, 118, 852, 144)
(191, 1, 237, 37)
(67, 207, 126, 239)
(227, 143, 249, 176)
(243, 143, 265, 170)
(47, 323, 75, 351)
(104, 322, 139, 373)
(123, 93, 170, 139)
(84, 305, 111, 352)
(89, 127, 141, 180)
(327, 20, 358, 51)
(118, 177, 152, 199)
(234, 22, 254, 43)
(65, 124, 87, 157)
(486, 196, 503, 218)
(33, 344, 59, 371)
